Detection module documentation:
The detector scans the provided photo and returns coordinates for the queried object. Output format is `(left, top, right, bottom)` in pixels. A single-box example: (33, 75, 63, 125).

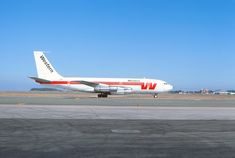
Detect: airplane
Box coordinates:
(30, 51, 173, 98)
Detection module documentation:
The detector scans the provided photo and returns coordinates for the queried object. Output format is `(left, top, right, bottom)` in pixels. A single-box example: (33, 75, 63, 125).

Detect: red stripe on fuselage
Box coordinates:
(37, 81, 157, 90)
(38, 81, 143, 85)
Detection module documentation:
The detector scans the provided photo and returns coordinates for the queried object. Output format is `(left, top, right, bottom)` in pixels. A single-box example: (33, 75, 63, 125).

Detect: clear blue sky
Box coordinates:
(0, 0, 235, 91)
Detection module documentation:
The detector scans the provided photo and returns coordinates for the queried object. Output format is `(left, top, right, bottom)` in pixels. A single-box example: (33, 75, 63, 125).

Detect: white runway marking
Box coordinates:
(1, 104, 235, 120)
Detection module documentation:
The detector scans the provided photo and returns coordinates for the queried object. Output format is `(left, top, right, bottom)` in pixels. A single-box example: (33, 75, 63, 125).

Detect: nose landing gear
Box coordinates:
(153, 93, 158, 98)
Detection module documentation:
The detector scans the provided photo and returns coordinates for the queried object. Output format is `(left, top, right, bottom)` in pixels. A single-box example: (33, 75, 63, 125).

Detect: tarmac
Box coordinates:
(1, 92, 235, 157)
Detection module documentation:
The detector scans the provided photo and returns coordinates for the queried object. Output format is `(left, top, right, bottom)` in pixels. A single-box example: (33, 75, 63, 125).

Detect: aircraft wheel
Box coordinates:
(102, 93, 108, 98)
(153, 93, 158, 98)
(98, 93, 108, 98)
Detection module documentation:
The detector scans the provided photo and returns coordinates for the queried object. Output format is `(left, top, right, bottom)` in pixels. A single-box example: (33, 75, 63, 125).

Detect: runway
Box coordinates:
(1, 119, 235, 158)
(1, 93, 235, 157)
(1, 104, 235, 120)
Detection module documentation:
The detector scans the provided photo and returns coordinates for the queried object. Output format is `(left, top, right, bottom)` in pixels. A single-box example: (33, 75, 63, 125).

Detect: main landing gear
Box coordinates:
(98, 93, 108, 98)
(153, 93, 158, 98)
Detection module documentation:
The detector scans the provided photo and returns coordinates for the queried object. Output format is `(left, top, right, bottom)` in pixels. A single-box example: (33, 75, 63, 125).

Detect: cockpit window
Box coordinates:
(164, 83, 168, 85)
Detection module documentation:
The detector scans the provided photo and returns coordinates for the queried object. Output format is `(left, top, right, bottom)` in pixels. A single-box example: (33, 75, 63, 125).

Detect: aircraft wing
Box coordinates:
(72, 81, 132, 92)
(75, 80, 130, 89)
(73, 80, 101, 87)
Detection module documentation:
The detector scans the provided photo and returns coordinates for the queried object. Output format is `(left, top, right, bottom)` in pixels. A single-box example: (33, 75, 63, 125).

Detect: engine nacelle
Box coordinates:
(94, 85, 132, 94)
(94, 86, 118, 93)
(111, 87, 132, 95)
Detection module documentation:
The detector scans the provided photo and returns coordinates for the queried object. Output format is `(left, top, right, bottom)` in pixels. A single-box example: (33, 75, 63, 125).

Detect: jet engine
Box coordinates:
(94, 86, 118, 93)
(94, 85, 132, 94)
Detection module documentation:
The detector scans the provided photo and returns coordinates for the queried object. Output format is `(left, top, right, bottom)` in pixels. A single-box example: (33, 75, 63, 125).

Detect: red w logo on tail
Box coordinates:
(141, 83, 157, 90)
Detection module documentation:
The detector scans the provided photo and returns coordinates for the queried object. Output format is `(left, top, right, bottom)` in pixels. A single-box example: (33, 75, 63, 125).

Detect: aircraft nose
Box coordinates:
(168, 84, 173, 91)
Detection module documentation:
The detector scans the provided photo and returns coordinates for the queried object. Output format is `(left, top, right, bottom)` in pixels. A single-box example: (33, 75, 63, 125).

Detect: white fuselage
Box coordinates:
(38, 77, 173, 94)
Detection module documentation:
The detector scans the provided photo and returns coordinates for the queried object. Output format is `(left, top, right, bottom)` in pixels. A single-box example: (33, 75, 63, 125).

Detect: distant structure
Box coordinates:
(171, 89, 235, 95)
(213, 90, 235, 95)
(30, 88, 61, 91)
(201, 89, 210, 94)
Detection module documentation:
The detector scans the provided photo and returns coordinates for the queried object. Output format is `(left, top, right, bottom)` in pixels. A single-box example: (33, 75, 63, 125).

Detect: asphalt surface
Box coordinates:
(1, 119, 235, 158)
(1, 96, 235, 107)
(1, 96, 235, 157)
(1, 104, 235, 120)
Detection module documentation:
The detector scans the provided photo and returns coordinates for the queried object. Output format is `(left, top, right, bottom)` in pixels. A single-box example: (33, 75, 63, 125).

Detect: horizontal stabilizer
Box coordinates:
(29, 77, 50, 83)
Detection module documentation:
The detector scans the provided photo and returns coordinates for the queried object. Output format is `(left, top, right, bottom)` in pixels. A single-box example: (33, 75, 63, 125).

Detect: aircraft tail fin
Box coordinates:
(33, 51, 63, 80)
